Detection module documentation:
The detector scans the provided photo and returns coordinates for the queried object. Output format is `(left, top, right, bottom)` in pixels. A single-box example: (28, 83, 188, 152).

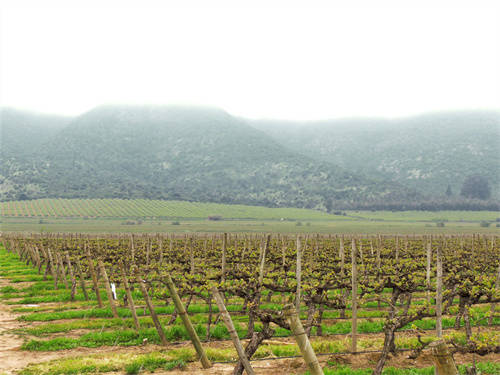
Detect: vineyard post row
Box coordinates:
(1, 232, 499, 375)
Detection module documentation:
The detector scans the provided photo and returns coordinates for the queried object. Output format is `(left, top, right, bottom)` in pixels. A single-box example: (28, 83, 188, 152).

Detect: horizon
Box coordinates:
(3, 103, 500, 124)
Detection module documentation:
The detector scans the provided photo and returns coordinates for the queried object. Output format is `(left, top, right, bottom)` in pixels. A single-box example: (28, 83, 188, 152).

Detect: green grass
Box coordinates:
(124, 356, 185, 374)
(348, 210, 500, 222)
(20, 314, 500, 351)
(315, 362, 500, 375)
(18, 350, 193, 375)
(4, 215, 497, 233)
(2, 199, 499, 234)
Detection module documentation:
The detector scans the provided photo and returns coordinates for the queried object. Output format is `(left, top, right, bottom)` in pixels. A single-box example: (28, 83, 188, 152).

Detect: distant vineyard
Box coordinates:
(0, 199, 337, 220)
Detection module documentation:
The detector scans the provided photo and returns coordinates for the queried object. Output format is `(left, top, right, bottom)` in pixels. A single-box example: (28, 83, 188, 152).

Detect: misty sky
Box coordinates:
(1, 0, 499, 120)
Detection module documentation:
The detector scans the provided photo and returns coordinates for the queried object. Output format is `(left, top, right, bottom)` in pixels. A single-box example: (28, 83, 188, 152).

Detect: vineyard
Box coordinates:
(0, 233, 498, 375)
(0, 199, 337, 220)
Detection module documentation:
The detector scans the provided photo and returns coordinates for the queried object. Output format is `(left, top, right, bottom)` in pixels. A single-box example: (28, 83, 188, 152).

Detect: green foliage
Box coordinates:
(255, 110, 500, 200)
(461, 175, 492, 200)
(0, 106, 417, 209)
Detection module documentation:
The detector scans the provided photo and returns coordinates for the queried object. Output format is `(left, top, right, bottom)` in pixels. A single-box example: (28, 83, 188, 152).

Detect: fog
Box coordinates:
(1, 0, 499, 120)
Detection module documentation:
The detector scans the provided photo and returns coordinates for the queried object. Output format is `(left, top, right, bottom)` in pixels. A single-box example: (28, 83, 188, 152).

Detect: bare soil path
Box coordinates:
(0, 277, 145, 374)
(0, 277, 34, 375)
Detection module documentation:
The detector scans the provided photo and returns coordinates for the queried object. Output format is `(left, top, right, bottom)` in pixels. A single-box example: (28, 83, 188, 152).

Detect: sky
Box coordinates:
(1, 0, 499, 120)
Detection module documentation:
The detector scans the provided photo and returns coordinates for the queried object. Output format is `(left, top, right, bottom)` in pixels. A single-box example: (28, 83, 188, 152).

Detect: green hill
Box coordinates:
(251, 111, 500, 200)
(0, 106, 414, 209)
(2, 106, 498, 210)
(0, 108, 71, 201)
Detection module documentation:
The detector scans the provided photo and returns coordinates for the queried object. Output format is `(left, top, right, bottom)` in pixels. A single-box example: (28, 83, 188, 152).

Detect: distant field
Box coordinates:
(1, 198, 339, 220)
(3, 217, 499, 234)
(1, 198, 498, 234)
(347, 210, 500, 222)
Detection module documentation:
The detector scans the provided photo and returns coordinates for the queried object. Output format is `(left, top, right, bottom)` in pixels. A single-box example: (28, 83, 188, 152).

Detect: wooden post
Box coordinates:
(489, 263, 500, 326)
(74, 258, 89, 301)
(120, 262, 140, 331)
(358, 238, 364, 266)
(165, 274, 212, 369)
(221, 233, 227, 283)
(258, 235, 270, 285)
(212, 287, 254, 375)
(47, 249, 58, 289)
(426, 238, 432, 312)
(339, 236, 345, 275)
(338, 236, 348, 318)
(284, 304, 324, 375)
(98, 259, 119, 318)
(137, 276, 168, 345)
(189, 237, 195, 275)
(296, 235, 302, 312)
(158, 237, 164, 264)
(351, 238, 358, 353)
(42, 249, 51, 281)
(395, 235, 399, 261)
(65, 252, 77, 301)
(376, 235, 381, 271)
(57, 253, 69, 289)
(429, 340, 458, 375)
(30, 246, 40, 271)
(54, 254, 61, 286)
(34, 246, 43, 274)
(85, 244, 103, 308)
(436, 241, 443, 338)
(130, 234, 136, 265)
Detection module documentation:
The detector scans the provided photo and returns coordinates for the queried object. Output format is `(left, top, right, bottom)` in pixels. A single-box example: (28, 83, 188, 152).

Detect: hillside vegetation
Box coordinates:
(252, 111, 500, 200)
(1, 106, 414, 210)
(1, 106, 498, 210)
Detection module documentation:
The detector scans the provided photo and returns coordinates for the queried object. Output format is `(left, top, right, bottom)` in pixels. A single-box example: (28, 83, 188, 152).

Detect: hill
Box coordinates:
(1, 106, 413, 209)
(0, 108, 71, 200)
(251, 111, 500, 200)
(0, 108, 70, 159)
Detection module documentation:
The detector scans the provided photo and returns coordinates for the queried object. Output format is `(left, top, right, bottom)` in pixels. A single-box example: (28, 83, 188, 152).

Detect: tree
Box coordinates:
(445, 184, 453, 197)
(460, 175, 491, 200)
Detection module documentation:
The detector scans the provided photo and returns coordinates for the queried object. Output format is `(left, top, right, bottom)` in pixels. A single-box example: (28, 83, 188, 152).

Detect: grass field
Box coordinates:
(1, 199, 498, 233)
(2, 216, 499, 234)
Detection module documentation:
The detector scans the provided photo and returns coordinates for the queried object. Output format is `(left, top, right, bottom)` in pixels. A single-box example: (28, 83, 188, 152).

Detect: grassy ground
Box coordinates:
(346, 210, 500, 222)
(313, 362, 500, 375)
(1, 198, 498, 233)
(2, 216, 499, 233)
